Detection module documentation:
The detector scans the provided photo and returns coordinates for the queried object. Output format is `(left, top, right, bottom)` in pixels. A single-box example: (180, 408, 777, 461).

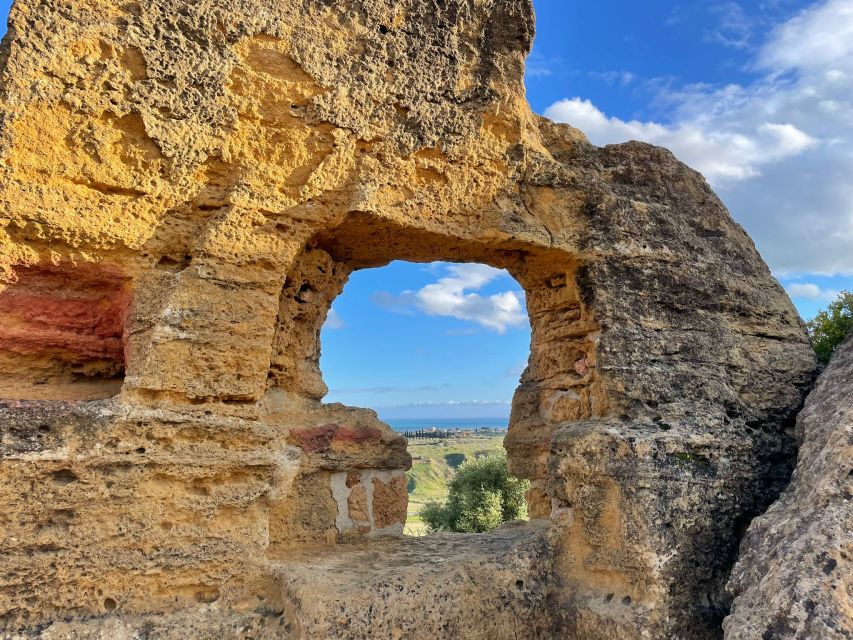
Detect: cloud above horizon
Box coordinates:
(543, 0, 853, 276)
(330, 383, 453, 395)
(545, 97, 817, 183)
(785, 282, 839, 302)
(377, 399, 513, 408)
(371, 263, 528, 333)
(323, 308, 345, 330)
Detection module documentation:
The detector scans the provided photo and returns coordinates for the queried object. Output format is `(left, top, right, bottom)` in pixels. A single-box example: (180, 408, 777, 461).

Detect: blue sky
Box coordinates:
(530, 0, 853, 316)
(321, 262, 530, 420)
(2, 1, 850, 418)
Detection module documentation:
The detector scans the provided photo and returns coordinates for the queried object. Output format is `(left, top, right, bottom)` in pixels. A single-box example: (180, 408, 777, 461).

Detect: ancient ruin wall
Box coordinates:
(0, 1, 817, 638)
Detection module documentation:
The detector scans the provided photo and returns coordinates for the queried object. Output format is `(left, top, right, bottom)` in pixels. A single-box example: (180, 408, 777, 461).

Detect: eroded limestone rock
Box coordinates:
(725, 334, 853, 639)
(0, 0, 817, 637)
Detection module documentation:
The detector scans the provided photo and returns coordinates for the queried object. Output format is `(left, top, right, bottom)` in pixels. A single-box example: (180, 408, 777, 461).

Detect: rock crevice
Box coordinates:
(725, 335, 853, 639)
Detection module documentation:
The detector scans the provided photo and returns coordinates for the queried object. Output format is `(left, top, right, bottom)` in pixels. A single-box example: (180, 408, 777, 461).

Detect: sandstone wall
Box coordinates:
(0, 1, 817, 637)
(725, 334, 853, 639)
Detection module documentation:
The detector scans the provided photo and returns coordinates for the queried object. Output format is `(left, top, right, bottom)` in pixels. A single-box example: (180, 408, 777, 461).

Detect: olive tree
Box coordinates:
(420, 451, 529, 534)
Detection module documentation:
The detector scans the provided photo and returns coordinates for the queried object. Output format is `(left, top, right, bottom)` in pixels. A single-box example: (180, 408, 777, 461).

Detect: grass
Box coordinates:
(404, 434, 505, 536)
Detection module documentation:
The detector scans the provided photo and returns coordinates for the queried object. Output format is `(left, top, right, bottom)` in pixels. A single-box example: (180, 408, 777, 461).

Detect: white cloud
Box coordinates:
(542, 0, 853, 275)
(323, 308, 345, 330)
(331, 384, 450, 395)
(666, 6, 687, 27)
(705, 2, 754, 49)
(593, 70, 636, 87)
(504, 361, 527, 378)
(544, 97, 817, 183)
(785, 283, 839, 301)
(371, 263, 528, 333)
(378, 399, 512, 409)
(758, 0, 853, 71)
(526, 51, 558, 78)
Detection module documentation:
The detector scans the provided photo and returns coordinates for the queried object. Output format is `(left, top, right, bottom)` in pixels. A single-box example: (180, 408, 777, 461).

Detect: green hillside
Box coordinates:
(404, 435, 505, 535)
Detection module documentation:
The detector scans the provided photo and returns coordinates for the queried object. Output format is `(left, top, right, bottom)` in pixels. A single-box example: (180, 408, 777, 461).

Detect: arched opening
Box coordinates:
(319, 260, 532, 535)
(262, 214, 605, 548)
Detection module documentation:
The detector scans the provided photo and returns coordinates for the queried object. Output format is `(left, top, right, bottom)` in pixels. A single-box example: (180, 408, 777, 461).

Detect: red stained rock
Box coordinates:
(334, 425, 383, 445)
(288, 425, 337, 453)
(288, 424, 385, 453)
(0, 263, 131, 365)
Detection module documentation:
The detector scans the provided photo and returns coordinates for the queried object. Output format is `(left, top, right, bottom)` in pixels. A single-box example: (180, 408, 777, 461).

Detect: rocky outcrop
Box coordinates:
(725, 334, 853, 639)
(0, 0, 816, 638)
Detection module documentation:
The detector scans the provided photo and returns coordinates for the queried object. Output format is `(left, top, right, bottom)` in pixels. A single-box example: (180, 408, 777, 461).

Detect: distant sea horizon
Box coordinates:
(384, 417, 509, 431)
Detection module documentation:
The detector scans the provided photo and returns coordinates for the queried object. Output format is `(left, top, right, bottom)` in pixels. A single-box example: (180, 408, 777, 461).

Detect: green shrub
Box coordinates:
(419, 500, 454, 531)
(805, 290, 853, 364)
(419, 451, 529, 534)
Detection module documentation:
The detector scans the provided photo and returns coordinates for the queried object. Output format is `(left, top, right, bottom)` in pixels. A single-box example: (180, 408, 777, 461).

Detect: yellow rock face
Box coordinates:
(0, 1, 817, 638)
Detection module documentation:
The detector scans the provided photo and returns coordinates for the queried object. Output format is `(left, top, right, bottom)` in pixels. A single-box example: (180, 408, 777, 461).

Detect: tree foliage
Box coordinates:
(805, 290, 853, 364)
(419, 451, 529, 534)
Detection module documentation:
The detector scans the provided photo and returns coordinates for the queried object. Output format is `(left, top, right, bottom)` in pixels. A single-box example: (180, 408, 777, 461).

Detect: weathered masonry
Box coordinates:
(0, 1, 816, 638)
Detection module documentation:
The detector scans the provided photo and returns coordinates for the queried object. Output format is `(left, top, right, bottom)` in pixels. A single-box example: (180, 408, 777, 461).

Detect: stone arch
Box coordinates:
(261, 213, 604, 544)
(0, 0, 817, 637)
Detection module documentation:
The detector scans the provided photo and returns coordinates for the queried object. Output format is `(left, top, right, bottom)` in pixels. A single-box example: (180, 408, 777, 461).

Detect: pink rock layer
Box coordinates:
(0, 263, 131, 366)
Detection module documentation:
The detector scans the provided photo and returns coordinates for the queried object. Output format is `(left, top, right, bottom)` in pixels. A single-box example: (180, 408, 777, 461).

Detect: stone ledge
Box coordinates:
(21, 522, 559, 640)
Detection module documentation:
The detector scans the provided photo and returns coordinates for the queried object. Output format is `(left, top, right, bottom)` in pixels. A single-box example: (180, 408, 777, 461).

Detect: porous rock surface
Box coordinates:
(725, 334, 853, 639)
(0, 0, 817, 638)
(35, 523, 561, 640)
